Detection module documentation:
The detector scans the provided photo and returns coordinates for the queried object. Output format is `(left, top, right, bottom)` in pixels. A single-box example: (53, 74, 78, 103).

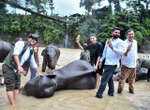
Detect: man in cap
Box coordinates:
(2, 33, 42, 107)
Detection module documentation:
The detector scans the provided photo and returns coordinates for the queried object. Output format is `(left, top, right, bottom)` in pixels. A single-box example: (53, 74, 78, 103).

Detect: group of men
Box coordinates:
(77, 27, 138, 99)
(2, 27, 138, 107)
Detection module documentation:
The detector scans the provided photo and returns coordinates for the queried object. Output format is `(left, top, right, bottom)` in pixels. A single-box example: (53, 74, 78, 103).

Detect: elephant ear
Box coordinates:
(41, 49, 47, 56)
(46, 74, 56, 78)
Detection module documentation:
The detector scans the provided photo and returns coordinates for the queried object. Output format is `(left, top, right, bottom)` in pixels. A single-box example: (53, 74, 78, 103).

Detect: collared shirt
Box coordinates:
(121, 39, 138, 68)
(13, 41, 38, 69)
(100, 38, 125, 65)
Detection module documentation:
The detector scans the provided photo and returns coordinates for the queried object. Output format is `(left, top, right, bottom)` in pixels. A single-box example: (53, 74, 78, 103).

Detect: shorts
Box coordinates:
(96, 68, 103, 75)
(96, 61, 105, 75)
(2, 64, 21, 91)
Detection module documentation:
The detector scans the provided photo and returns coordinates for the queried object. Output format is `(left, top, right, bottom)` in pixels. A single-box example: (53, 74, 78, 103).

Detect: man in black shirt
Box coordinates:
(76, 33, 103, 91)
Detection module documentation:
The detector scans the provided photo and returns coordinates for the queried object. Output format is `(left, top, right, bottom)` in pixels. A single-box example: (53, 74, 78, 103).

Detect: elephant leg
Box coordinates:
(42, 57, 47, 72)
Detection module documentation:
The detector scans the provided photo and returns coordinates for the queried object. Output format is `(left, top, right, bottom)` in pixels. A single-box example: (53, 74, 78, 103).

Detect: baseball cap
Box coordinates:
(28, 33, 39, 41)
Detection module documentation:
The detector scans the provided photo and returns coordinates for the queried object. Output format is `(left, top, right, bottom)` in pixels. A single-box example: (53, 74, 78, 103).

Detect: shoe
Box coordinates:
(95, 94, 103, 99)
(108, 93, 114, 96)
(117, 89, 122, 94)
(147, 78, 150, 82)
(129, 89, 134, 94)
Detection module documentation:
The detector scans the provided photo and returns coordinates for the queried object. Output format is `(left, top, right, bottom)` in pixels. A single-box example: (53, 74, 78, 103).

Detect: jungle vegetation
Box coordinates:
(0, 0, 150, 50)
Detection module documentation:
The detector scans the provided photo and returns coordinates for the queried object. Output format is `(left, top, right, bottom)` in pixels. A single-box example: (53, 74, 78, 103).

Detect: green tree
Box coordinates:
(77, 16, 101, 43)
(26, 0, 46, 13)
(0, 1, 7, 14)
(80, 0, 96, 13)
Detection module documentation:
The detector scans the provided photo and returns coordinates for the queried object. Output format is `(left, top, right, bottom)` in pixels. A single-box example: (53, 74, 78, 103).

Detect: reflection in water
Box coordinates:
(0, 48, 150, 110)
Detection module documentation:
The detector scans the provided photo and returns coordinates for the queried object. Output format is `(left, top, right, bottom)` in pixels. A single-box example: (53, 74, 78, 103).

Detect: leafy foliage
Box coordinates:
(0, 14, 65, 44)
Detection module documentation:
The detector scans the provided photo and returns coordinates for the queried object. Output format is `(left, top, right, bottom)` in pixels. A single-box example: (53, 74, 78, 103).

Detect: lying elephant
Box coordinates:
(23, 60, 96, 98)
(0, 40, 12, 62)
(41, 45, 60, 72)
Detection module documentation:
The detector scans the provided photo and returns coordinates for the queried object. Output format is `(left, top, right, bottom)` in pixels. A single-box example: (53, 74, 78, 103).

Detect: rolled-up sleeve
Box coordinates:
(13, 41, 24, 55)
(113, 41, 126, 56)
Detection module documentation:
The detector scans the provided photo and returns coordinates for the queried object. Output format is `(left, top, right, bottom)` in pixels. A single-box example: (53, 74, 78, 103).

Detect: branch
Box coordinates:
(2, 0, 65, 23)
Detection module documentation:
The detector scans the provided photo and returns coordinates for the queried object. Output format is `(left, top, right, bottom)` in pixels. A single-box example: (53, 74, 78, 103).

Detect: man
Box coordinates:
(30, 43, 39, 79)
(76, 34, 103, 91)
(2, 33, 42, 107)
(96, 27, 125, 98)
(117, 29, 138, 94)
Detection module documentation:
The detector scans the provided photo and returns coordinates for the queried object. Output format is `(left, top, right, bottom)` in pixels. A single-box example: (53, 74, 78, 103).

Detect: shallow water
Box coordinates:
(0, 48, 150, 110)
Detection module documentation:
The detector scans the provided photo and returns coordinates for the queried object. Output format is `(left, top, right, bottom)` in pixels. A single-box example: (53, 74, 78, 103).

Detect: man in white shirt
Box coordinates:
(2, 34, 42, 107)
(95, 27, 125, 98)
(118, 29, 138, 94)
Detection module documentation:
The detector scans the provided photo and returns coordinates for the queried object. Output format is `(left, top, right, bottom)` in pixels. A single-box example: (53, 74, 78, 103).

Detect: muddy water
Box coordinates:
(0, 48, 150, 110)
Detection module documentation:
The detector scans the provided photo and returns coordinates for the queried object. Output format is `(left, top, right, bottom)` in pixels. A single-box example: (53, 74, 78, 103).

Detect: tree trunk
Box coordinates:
(2, 0, 65, 23)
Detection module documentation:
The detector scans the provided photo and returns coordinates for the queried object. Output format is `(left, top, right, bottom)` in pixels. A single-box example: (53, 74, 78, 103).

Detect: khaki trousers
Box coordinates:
(118, 65, 136, 93)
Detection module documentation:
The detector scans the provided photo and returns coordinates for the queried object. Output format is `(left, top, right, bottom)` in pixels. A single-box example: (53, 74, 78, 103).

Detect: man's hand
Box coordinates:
(18, 66, 26, 75)
(107, 40, 113, 49)
(127, 43, 132, 51)
(124, 44, 132, 56)
(37, 73, 43, 77)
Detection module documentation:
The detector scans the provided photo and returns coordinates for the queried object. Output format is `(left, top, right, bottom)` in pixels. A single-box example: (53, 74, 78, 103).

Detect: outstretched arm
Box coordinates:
(76, 39, 84, 50)
(108, 40, 126, 56)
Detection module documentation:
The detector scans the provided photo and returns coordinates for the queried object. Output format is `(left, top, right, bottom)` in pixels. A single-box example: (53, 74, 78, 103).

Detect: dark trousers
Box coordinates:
(30, 67, 36, 80)
(147, 69, 150, 79)
(97, 65, 117, 96)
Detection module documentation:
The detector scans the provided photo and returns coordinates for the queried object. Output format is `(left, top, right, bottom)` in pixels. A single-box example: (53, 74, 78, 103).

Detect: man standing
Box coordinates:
(30, 43, 39, 79)
(118, 29, 138, 94)
(76, 34, 103, 91)
(2, 33, 42, 107)
(96, 27, 125, 98)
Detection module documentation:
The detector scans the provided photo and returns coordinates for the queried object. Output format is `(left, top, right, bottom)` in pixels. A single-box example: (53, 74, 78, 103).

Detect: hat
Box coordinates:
(89, 33, 97, 38)
(28, 33, 39, 41)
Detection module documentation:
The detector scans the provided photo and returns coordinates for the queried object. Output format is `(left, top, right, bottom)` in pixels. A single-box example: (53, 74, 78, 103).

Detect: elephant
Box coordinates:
(41, 45, 60, 72)
(114, 67, 148, 82)
(23, 60, 96, 98)
(0, 40, 12, 62)
(137, 58, 150, 81)
(136, 68, 148, 81)
(114, 58, 150, 81)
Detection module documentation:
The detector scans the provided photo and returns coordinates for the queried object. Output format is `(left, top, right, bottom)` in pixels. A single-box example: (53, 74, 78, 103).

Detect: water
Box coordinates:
(0, 81, 150, 110)
(0, 48, 150, 110)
